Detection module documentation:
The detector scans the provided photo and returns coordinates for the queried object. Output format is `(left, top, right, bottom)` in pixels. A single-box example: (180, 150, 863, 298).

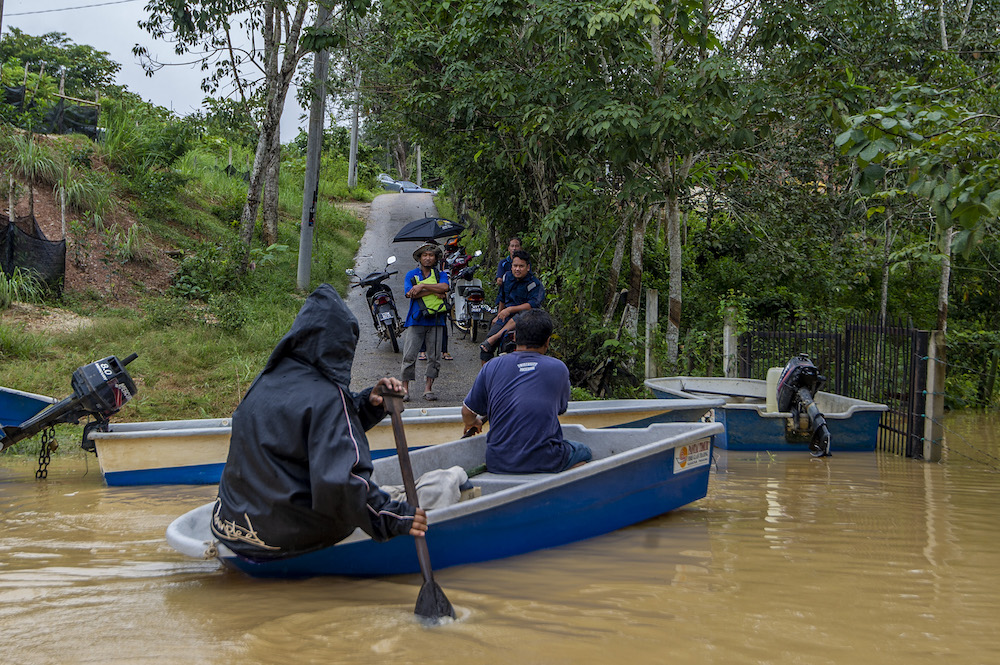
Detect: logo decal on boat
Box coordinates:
(674, 439, 711, 472)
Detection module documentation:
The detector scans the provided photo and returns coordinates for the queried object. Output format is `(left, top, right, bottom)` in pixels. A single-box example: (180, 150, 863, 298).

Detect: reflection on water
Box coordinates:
(2, 411, 998, 665)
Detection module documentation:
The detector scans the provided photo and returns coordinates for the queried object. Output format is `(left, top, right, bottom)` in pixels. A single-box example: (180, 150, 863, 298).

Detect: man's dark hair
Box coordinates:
(508, 235, 522, 244)
(511, 249, 531, 266)
(513, 309, 553, 348)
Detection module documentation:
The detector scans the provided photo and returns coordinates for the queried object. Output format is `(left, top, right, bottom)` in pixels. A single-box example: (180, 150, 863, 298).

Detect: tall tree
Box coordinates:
(0, 29, 120, 97)
(138, 0, 351, 270)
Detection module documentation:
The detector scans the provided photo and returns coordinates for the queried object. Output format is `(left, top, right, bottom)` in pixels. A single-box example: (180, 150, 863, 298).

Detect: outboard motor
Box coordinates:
(1, 354, 139, 453)
(776, 353, 832, 457)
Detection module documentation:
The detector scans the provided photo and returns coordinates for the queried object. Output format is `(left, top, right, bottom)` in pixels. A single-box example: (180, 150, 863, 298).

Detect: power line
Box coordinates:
(7, 0, 143, 16)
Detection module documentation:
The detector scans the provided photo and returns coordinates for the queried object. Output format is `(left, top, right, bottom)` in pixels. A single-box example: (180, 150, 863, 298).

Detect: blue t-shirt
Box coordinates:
(463, 351, 571, 473)
(404, 267, 450, 327)
(499, 271, 545, 309)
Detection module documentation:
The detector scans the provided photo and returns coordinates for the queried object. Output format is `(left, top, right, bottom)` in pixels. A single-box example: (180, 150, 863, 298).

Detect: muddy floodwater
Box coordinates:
(2, 411, 998, 665)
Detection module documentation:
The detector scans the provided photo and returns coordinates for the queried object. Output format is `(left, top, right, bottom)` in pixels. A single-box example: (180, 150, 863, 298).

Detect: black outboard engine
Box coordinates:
(1, 354, 138, 453)
(776, 353, 832, 457)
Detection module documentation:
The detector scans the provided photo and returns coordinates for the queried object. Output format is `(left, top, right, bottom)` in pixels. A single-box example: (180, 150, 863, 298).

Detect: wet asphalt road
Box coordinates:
(345, 192, 486, 407)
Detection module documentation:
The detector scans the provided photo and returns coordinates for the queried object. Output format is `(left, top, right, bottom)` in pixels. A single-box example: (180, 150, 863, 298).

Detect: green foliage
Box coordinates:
(0, 322, 47, 360)
(835, 83, 1000, 257)
(110, 224, 156, 265)
(9, 133, 59, 189)
(946, 327, 1000, 408)
(0, 268, 46, 310)
(170, 242, 244, 300)
(186, 98, 258, 150)
(140, 297, 193, 329)
(99, 96, 195, 179)
(207, 293, 248, 332)
(55, 166, 114, 225)
(0, 29, 120, 97)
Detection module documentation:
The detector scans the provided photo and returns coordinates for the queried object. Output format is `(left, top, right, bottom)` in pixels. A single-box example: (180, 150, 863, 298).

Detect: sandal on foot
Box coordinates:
(442, 352, 454, 360)
(479, 341, 494, 355)
(423, 391, 438, 401)
(417, 352, 427, 361)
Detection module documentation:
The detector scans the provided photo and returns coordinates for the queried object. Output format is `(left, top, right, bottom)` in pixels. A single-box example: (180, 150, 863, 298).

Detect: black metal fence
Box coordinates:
(738, 314, 930, 457)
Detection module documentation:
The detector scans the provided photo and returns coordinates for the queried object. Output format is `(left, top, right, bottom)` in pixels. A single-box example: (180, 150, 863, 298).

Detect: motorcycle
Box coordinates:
(441, 239, 470, 280)
(450, 250, 493, 342)
(347, 256, 404, 353)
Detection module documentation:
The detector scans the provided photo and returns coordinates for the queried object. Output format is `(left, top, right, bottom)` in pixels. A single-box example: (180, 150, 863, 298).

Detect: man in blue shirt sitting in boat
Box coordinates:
(480, 249, 544, 363)
(462, 309, 592, 474)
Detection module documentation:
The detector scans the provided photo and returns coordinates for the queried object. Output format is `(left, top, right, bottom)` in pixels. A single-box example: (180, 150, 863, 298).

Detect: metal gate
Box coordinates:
(738, 315, 930, 457)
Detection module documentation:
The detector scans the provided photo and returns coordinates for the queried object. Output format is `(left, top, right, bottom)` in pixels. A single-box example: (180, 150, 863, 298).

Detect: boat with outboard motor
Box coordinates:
(644, 375, 887, 453)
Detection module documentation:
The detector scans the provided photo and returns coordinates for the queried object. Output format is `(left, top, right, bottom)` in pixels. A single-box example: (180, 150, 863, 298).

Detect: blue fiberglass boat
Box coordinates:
(644, 376, 887, 453)
(0, 386, 57, 441)
(166, 422, 722, 577)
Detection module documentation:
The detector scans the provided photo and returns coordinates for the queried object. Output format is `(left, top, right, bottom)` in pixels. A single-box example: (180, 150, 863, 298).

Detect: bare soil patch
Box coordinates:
(1, 302, 93, 334)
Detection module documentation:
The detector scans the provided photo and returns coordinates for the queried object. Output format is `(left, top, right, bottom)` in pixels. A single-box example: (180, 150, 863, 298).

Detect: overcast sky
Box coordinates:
(4, 0, 307, 139)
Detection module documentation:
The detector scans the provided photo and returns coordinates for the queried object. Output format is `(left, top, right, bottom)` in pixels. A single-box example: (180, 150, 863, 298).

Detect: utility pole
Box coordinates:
(296, 5, 332, 291)
(347, 70, 361, 189)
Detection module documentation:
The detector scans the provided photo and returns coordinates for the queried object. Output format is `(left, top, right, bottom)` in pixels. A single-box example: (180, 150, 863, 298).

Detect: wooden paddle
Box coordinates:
(383, 393, 456, 623)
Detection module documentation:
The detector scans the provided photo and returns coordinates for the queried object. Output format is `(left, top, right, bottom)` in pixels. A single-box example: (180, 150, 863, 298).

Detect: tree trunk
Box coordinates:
(938, 0, 949, 51)
(262, 126, 281, 246)
(602, 221, 629, 326)
(665, 194, 683, 365)
(624, 205, 655, 339)
(879, 213, 892, 325)
(392, 137, 409, 180)
(237, 0, 310, 272)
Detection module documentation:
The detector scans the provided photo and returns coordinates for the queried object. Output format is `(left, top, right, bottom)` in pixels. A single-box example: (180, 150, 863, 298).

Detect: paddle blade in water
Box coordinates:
(415, 579, 456, 622)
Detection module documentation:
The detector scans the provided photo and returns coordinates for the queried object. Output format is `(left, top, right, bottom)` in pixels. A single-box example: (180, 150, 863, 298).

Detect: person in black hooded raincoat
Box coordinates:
(211, 284, 427, 562)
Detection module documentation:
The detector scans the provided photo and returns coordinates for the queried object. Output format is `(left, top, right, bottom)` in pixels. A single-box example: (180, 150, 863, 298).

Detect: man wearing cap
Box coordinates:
(401, 242, 450, 401)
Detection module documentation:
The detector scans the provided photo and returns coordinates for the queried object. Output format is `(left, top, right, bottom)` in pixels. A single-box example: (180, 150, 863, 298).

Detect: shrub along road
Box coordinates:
(345, 192, 485, 412)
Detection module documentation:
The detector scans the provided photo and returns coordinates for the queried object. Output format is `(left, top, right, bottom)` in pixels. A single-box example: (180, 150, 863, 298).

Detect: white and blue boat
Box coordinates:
(644, 376, 887, 453)
(86, 397, 723, 486)
(166, 421, 722, 576)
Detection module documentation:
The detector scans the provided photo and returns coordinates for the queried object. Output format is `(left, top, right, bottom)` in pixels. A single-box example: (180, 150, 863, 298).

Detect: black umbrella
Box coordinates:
(392, 217, 465, 243)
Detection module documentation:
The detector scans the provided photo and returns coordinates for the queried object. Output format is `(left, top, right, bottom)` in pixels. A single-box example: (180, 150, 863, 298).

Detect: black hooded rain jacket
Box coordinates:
(211, 284, 415, 561)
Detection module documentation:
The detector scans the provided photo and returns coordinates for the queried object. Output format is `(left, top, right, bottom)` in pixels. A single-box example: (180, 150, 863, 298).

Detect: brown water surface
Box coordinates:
(2, 411, 998, 664)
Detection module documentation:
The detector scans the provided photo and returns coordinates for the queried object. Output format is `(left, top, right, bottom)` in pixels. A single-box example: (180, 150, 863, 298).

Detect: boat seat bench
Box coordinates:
(469, 471, 555, 493)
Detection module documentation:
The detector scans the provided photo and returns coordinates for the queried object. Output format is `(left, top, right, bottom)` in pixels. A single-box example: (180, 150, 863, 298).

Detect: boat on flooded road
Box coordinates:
(86, 396, 723, 486)
(166, 422, 722, 576)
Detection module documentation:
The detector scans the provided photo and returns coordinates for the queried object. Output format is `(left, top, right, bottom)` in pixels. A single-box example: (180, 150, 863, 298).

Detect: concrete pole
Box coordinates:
(296, 7, 332, 291)
(722, 306, 738, 378)
(416, 145, 421, 187)
(347, 70, 361, 188)
(922, 330, 945, 462)
(645, 288, 658, 379)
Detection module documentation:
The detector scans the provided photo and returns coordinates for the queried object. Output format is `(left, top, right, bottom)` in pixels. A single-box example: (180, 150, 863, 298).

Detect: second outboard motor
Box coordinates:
(776, 353, 832, 457)
(1, 354, 139, 453)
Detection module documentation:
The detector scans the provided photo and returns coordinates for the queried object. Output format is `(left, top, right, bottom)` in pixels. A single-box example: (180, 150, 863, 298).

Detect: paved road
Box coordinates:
(346, 192, 485, 408)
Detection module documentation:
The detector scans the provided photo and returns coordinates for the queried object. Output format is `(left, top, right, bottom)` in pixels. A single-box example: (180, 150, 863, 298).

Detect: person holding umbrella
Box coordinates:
(401, 242, 450, 401)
